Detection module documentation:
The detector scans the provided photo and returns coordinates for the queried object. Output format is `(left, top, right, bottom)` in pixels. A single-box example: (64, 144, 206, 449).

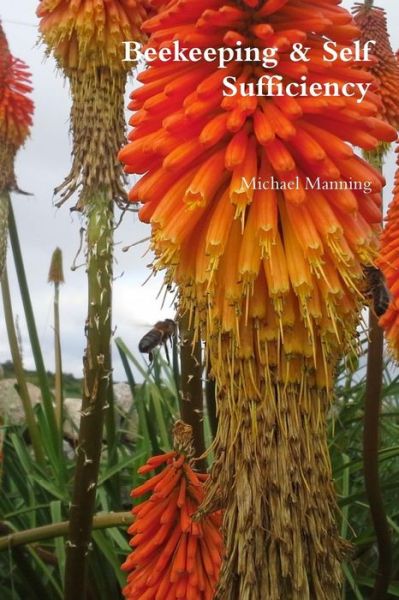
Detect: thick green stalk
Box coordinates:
(1, 267, 45, 465)
(64, 195, 113, 600)
(54, 281, 64, 429)
(364, 312, 392, 599)
(179, 313, 207, 470)
(8, 200, 59, 452)
(0, 512, 132, 552)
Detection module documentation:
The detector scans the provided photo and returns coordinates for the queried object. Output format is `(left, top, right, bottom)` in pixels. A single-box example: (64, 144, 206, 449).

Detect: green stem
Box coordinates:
(8, 199, 59, 454)
(1, 267, 45, 465)
(363, 312, 392, 600)
(0, 512, 132, 552)
(0, 190, 9, 279)
(0, 524, 55, 600)
(179, 313, 207, 470)
(54, 281, 64, 430)
(64, 195, 113, 600)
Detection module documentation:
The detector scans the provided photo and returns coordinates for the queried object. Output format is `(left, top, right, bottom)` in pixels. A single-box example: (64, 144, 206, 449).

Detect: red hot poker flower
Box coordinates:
(352, 2, 399, 129)
(119, 1, 397, 597)
(379, 146, 399, 358)
(122, 450, 222, 600)
(0, 22, 33, 191)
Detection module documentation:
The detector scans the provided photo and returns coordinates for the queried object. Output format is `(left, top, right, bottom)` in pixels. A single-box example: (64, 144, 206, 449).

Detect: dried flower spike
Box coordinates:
(48, 247, 65, 284)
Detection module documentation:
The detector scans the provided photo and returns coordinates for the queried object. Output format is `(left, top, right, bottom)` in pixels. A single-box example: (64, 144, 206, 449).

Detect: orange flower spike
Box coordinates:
(0, 22, 34, 193)
(122, 422, 222, 600)
(119, 0, 397, 596)
(352, 2, 399, 128)
(379, 147, 399, 359)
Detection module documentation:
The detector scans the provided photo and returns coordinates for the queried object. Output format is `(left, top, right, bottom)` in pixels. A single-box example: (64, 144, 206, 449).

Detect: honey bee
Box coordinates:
(138, 319, 176, 361)
(363, 266, 391, 317)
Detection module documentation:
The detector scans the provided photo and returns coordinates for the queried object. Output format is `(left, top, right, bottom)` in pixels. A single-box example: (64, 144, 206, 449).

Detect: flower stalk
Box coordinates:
(179, 313, 207, 470)
(48, 247, 64, 429)
(64, 193, 113, 600)
(37, 2, 148, 594)
(353, 5, 398, 594)
(0, 511, 133, 552)
(364, 311, 392, 600)
(363, 152, 392, 600)
(0, 190, 8, 280)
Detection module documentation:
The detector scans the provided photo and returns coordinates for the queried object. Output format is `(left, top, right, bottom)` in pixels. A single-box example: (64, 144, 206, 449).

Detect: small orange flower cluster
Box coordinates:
(0, 24, 33, 153)
(352, 2, 399, 129)
(122, 451, 222, 600)
(0, 22, 33, 192)
(37, 0, 148, 71)
(379, 146, 399, 358)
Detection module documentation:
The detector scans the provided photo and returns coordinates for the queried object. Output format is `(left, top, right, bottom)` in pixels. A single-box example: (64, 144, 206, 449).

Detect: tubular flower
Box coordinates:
(37, 0, 149, 207)
(119, 1, 396, 598)
(122, 423, 222, 600)
(352, 2, 399, 129)
(378, 146, 399, 358)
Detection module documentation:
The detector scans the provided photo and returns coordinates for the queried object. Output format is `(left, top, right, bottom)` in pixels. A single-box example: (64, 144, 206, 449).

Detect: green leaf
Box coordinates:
(92, 530, 126, 587)
(50, 501, 66, 584)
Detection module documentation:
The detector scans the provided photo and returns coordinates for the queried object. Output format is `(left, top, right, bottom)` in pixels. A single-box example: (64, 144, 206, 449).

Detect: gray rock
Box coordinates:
(63, 383, 138, 442)
(0, 379, 41, 426)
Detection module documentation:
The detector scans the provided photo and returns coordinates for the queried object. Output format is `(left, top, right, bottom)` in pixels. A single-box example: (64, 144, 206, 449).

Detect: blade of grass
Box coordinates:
(50, 501, 66, 584)
(8, 201, 59, 460)
(1, 267, 45, 465)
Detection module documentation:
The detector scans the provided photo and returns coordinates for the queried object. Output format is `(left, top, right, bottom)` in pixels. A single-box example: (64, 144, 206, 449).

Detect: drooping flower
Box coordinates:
(352, 2, 399, 129)
(37, 0, 149, 207)
(122, 422, 222, 600)
(378, 146, 399, 358)
(120, 1, 396, 597)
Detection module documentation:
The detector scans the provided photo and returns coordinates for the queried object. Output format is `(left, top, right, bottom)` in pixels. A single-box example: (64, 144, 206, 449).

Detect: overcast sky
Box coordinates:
(0, 0, 398, 382)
